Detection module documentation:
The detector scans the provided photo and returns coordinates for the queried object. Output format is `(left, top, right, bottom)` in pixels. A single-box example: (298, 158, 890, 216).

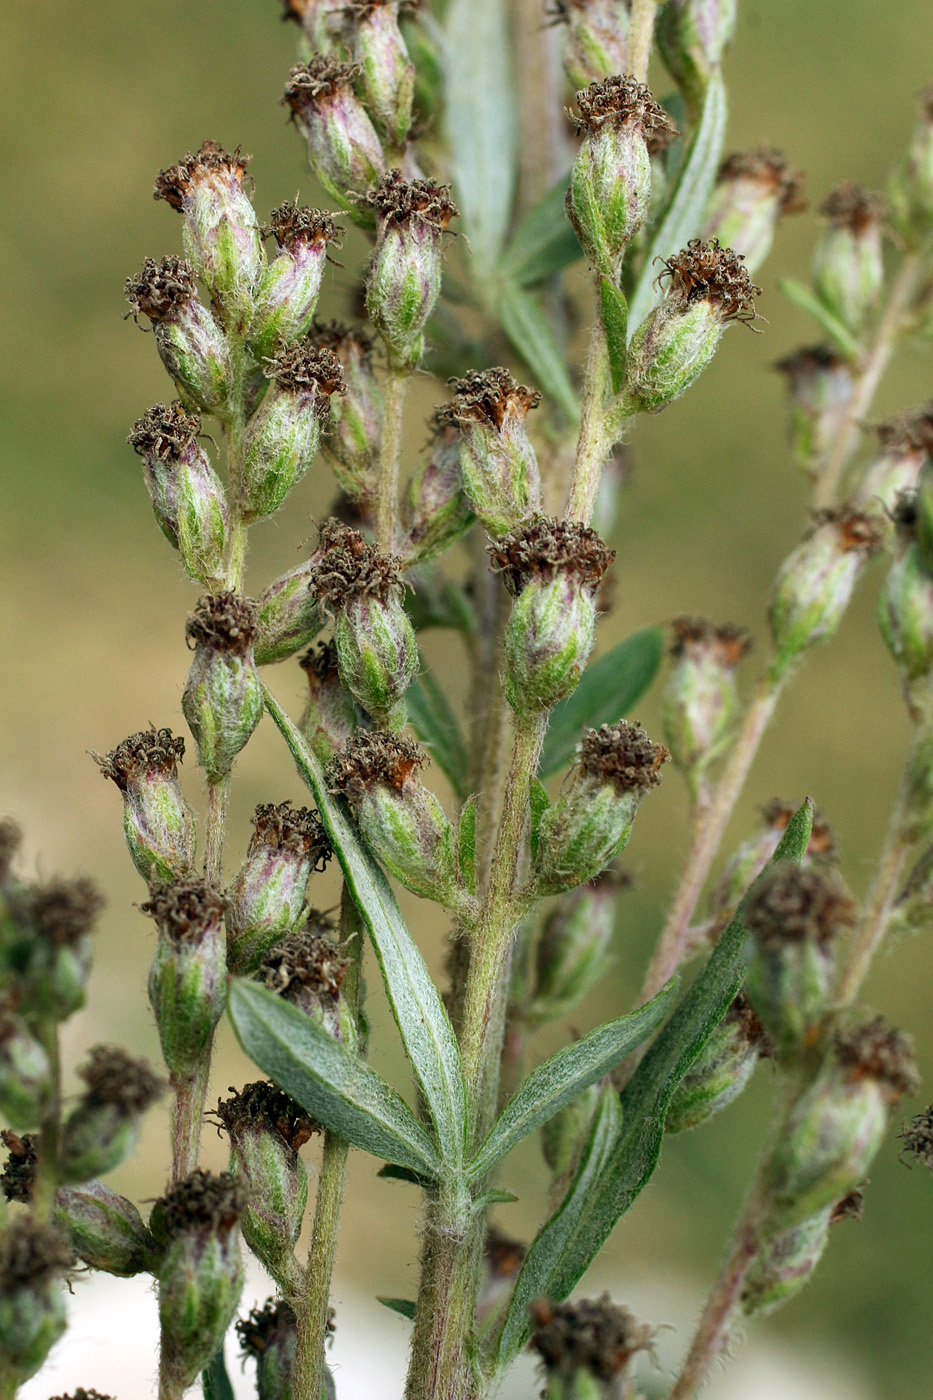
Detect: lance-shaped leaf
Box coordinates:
(201, 1348, 235, 1400)
(228, 981, 440, 1179)
(408, 671, 470, 798)
(778, 278, 861, 361)
(263, 686, 467, 1170)
(498, 174, 582, 286)
(498, 281, 581, 423)
(600, 277, 629, 395)
(378, 1297, 417, 1321)
(468, 980, 677, 1183)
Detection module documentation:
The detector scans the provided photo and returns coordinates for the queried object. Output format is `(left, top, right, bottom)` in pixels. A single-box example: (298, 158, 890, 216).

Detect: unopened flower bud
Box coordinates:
(490, 518, 615, 718)
(314, 322, 383, 502)
(769, 507, 882, 676)
(299, 641, 362, 763)
(743, 864, 853, 1056)
(127, 402, 228, 582)
(0, 1013, 52, 1127)
(346, 0, 416, 149)
(532, 871, 626, 1024)
(283, 58, 385, 212)
(768, 1018, 917, 1224)
(309, 519, 418, 728)
(259, 918, 349, 1040)
(858, 407, 933, 514)
(328, 732, 459, 904)
(568, 76, 676, 277)
(625, 239, 760, 412)
(154, 1170, 246, 1394)
(813, 184, 886, 337)
(890, 87, 933, 243)
(662, 617, 750, 795)
(443, 370, 542, 535)
(541, 1082, 602, 1178)
(227, 804, 332, 974)
(702, 148, 805, 273)
(250, 203, 343, 362)
(556, 1, 631, 90)
(143, 880, 227, 1082)
(183, 592, 264, 781)
(125, 256, 233, 415)
(59, 1046, 164, 1185)
(242, 344, 344, 520)
(741, 1208, 832, 1318)
(666, 991, 768, 1132)
(1, 1129, 37, 1203)
(403, 417, 474, 564)
(775, 346, 856, 477)
(0, 1217, 71, 1383)
(5, 877, 104, 1021)
(237, 1297, 300, 1400)
(709, 798, 835, 924)
(154, 142, 263, 333)
(878, 494, 933, 689)
(281, 0, 347, 53)
(530, 1294, 654, 1397)
(535, 722, 669, 895)
(214, 1082, 316, 1281)
(254, 560, 325, 666)
(55, 1181, 160, 1277)
(93, 727, 196, 886)
(657, 0, 736, 112)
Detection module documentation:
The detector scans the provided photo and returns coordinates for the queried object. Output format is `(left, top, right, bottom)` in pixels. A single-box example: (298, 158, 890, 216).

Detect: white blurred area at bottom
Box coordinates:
(21, 1258, 871, 1400)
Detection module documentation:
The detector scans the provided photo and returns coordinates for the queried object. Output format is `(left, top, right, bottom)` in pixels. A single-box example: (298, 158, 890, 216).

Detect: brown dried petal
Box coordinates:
(265, 343, 345, 402)
(441, 368, 540, 431)
(158, 1168, 246, 1236)
(283, 57, 362, 115)
(530, 1294, 654, 1381)
(0, 1216, 72, 1291)
(572, 75, 676, 142)
(248, 801, 332, 870)
(657, 239, 761, 323)
(717, 148, 806, 214)
(142, 878, 226, 944)
(77, 1046, 165, 1115)
(94, 727, 186, 792)
(670, 617, 751, 668)
(213, 1080, 318, 1152)
(742, 864, 854, 949)
(366, 169, 458, 231)
(820, 182, 887, 232)
(185, 591, 259, 653)
(265, 199, 344, 250)
(308, 518, 403, 608)
(578, 721, 669, 792)
(835, 1016, 918, 1100)
(327, 730, 424, 796)
(128, 402, 202, 460)
(259, 919, 348, 1003)
(489, 517, 614, 597)
(125, 256, 197, 323)
(154, 140, 251, 211)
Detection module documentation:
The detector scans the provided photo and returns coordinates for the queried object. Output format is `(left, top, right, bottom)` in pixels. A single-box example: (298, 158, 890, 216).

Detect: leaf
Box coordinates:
(529, 779, 551, 864)
(778, 278, 861, 360)
(377, 1163, 433, 1187)
(498, 175, 582, 286)
(264, 686, 468, 1170)
(468, 981, 677, 1183)
(539, 628, 665, 777)
(201, 1348, 234, 1400)
(495, 798, 815, 1356)
(408, 671, 470, 798)
(458, 795, 477, 895)
(378, 1297, 417, 1321)
(627, 71, 728, 338)
(228, 980, 440, 1179)
(599, 277, 629, 395)
(498, 281, 581, 423)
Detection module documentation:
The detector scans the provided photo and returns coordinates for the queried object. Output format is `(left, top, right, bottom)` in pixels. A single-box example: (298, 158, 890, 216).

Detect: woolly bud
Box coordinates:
(0, 1012, 53, 1127)
(308, 519, 418, 729)
(404, 417, 474, 564)
(127, 402, 228, 582)
(657, 0, 737, 112)
(259, 919, 350, 1040)
(182, 592, 264, 781)
(314, 322, 383, 502)
(708, 798, 835, 924)
(557, 1, 631, 90)
(666, 992, 768, 1132)
(254, 560, 325, 666)
(94, 727, 196, 886)
(775, 346, 856, 477)
(878, 493, 933, 691)
(299, 641, 362, 764)
(55, 1181, 160, 1277)
(532, 870, 625, 1023)
(534, 722, 669, 895)
(625, 239, 760, 412)
(281, 0, 347, 53)
(154, 142, 263, 333)
(741, 1208, 832, 1318)
(890, 87, 933, 243)
(346, 0, 416, 148)
(0, 1217, 71, 1384)
(812, 185, 886, 337)
(237, 1297, 300, 1400)
(858, 407, 933, 514)
(702, 148, 805, 273)
(154, 1170, 246, 1394)
(442, 370, 542, 536)
(567, 76, 676, 277)
(227, 804, 332, 974)
(328, 733, 459, 905)
(251, 204, 343, 362)
(125, 257, 232, 415)
(59, 1046, 164, 1185)
(283, 59, 385, 213)
(241, 345, 344, 519)
(769, 507, 882, 677)
(662, 618, 750, 797)
(529, 1295, 654, 1397)
(4, 877, 104, 1021)
(143, 880, 227, 1083)
(1, 1129, 37, 1203)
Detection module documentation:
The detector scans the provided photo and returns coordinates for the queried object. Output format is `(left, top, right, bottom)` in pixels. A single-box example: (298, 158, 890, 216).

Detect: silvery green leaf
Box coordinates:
(228, 980, 440, 1179)
(378, 1297, 416, 1320)
(498, 282, 581, 422)
(408, 671, 470, 798)
(201, 1347, 234, 1400)
(778, 278, 861, 360)
(600, 276, 629, 395)
(467, 981, 677, 1184)
(263, 686, 467, 1171)
(498, 175, 582, 286)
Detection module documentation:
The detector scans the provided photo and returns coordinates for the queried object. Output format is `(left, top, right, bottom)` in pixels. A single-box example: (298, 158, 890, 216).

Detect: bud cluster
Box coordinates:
(143, 880, 228, 1083)
(441, 369, 542, 535)
(58, 1046, 163, 1184)
(94, 727, 196, 886)
(775, 346, 856, 477)
(662, 616, 750, 796)
(227, 802, 331, 973)
(314, 322, 384, 502)
(128, 402, 227, 583)
(183, 591, 264, 780)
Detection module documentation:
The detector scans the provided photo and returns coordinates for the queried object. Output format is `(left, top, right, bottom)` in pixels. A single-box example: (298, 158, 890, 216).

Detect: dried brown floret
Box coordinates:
(264, 344, 345, 404)
(327, 731, 425, 796)
(835, 1016, 918, 1101)
(578, 722, 670, 792)
(820, 182, 887, 232)
(742, 865, 853, 949)
(22, 877, 105, 946)
(299, 638, 342, 681)
(873, 404, 933, 457)
(657, 239, 761, 323)
(572, 75, 677, 142)
(808, 506, 884, 555)
(154, 140, 251, 211)
(93, 727, 186, 791)
(441, 368, 541, 431)
(717, 148, 806, 214)
(125, 256, 197, 323)
(259, 920, 348, 1003)
(484, 1227, 526, 1281)
(142, 879, 226, 944)
(830, 1188, 864, 1223)
(236, 1296, 298, 1358)
(670, 617, 752, 669)
(345, 0, 421, 15)
(530, 1295, 654, 1381)
(727, 990, 773, 1057)
(213, 1081, 318, 1152)
(365, 170, 458, 231)
(128, 402, 202, 460)
(49, 1390, 115, 1400)
(759, 798, 836, 858)
(185, 591, 259, 654)
(265, 199, 344, 250)
(77, 1046, 164, 1115)
(0, 1216, 72, 1291)
(312, 320, 375, 362)
(283, 57, 363, 116)
(157, 1169, 246, 1236)
(0, 818, 21, 884)
(775, 344, 850, 382)
(308, 518, 404, 608)
(248, 802, 332, 871)
(489, 517, 614, 597)
(0, 1129, 38, 1204)
(899, 1104, 933, 1169)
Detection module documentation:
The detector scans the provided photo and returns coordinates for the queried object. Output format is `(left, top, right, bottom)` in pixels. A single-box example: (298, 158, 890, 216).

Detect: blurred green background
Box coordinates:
(2, 1, 933, 1395)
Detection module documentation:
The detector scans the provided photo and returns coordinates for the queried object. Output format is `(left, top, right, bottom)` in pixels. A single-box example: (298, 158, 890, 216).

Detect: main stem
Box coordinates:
(376, 366, 408, 554)
(566, 310, 610, 524)
(629, 0, 659, 83)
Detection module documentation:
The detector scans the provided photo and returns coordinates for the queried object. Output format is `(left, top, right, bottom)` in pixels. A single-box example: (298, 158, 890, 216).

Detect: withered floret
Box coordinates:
(248, 802, 332, 870)
(283, 57, 363, 114)
(185, 592, 260, 653)
(49, 1391, 115, 1400)
(441, 368, 540, 430)
(77, 1046, 165, 1115)
(899, 1105, 933, 1169)
(236, 1296, 298, 1359)
(717, 148, 806, 213)
(820, 182, 887, 231)
(578, 721, 670, 791)
(775, 344, 849, 380)
(308, 519, 404, 608)
(657, 239, 761, 322)
(213, 1081, 318, 1152)
(158, 1169, 246, 1236)
(128, 402, 202, 459)
(154, 141, 250, 211)
(831, 1188, 865, 1223)
(874, 404, 933, 457)
(259, 920, 348, 1002)
(834, 1016, 918, 1099)
(0, 1130, 38, 1204)
(0, 1216, 72, 1289)
(742, 865, 854, 949)
(312, 319, 374, 360)
(670, 617, 752, 667)
(299, 638, 342, 680)
(21, 877, 105, 946)
(529, 1295, 654, 1380)
(572, 75, 676, 141)
(94, 728, 186, 791)
(327, 731, 424, 796)
(142, 879, 226, 943)
(365, 170, 458, 230)
(265, 200, 343, 249)
(489, 517, 614, 597)
(125, 256, 197, 322)
(808, 506, 884, 555)
(264, 344, 345, 403)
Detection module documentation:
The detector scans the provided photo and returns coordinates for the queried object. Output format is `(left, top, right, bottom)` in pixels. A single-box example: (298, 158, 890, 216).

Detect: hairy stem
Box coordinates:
(629, 0, 659, 83)
(169, 1057, 210, 1183)
(566, 309, 610, 524)
(376, 366, 408, 554)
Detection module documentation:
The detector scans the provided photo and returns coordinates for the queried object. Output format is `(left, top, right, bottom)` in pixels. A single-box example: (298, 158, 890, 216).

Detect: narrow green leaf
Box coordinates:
(599, 277, 629, 395)
(408, 671, 470, 798)
(498, 174, 581, 286)
(529, 779, 551, 864)
(627, 71, 728, 338)
(498, 282, 581, 422)
(458, 795, 477, 895)
(778, 278, 861, 360)
(228, 980, 440, 1178)
(201, 1348, 234, 1400)
(540, 628, 665, 777)
(770, 795, 815, 865)
(468, 981, 676, 1183)
(474, 1188, 518, 1210)
(264, 686, 468, 1169)
(378, 1297, 417, 1320)
(377, 1163, 433, 1187)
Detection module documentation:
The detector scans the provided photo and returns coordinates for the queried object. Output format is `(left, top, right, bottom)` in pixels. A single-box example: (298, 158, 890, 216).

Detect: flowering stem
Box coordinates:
(376, 366, 408, 553)
(566, 309, 610, 524)
(169, 1057, 210, 1183)
(629, 0, 659, 83)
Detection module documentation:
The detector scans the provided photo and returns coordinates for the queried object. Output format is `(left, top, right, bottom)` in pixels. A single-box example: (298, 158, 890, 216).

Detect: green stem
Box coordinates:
(170, 1056, 210, 1184)
(629, 0, 659, 83)
(376, 366, 408, 554)
(566, 311, 610, 524)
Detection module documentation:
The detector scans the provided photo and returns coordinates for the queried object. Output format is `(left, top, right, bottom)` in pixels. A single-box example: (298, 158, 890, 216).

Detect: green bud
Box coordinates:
(299, 640, 362, 763)
(443, 369, 542, 536)
(254, 559, 325, 666)
(1, 1128, 37, 1203)
(858, 408, 933, 516)
(143, 880, 227, 1083)
(237, 1297, 300, 1400)
(283, 59, 385, 214)
(227, 803, 332, 975)
(259, 918, 350, 1041)
(666, 991, 767, 1132)
(125, 257, 233, 416)
(769, 507, 882, 676)
(0, 1013, 52, 1127)
(59, 1046, 164, 1185)
(281, 0, 348, 54)
(347, 0, 416, 148)
(154, 1170, 246, 1394)
(708, 798, 836, 925)
(534, 721, 669, 896)
(568, 76, 676, 277)
(314, 323, 383, 502)
(182, 592, 264, 781)
(154, 142, 263, 334)
(404, 417, 475, 564)
(55, 1180, 161, 1277)
(93, 727, 196, 886)
(328, 732, 460, 905)
(532, 871, 626, 1024)
(879, 497, 933, 689)
(702, 148, 805, 274)
(0, 1217, 71, 1385)
(662, 617, 750, 796)
(775, 346, 856, 478)
(541, 1082, 601, 1177)
(250, 204, 343, 362)
(242, 344, 344, 519)
(530, 1295, 654, 1398)
(812, 185, 886, 337)
(657, 0, 737, 112)
(557, 1, 631, 90)
(890, 87, 933, 243)
(625, 239, 760, 412)
(309, 519, 418, 728)
(742, 1191, 861, 1317)
(2, 876, 104, 1022)
(491, 518, 614, 720)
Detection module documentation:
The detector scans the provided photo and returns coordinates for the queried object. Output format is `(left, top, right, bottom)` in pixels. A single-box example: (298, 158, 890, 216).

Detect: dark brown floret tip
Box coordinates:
(810, 506, 884, 555)
(0, 1217, 72, 1291)
(670, 617, 751, 668)
(22, 877, 105, 946)
(489, 517, 614, 597)
(830, 1188, 864, 1223)
(718, 148, 806, 214)
(237, 1297, 298, 1359)
(266, 200, 344, 250)
(899, 1104, 933, 1169)
(366, 170, 458, 231)
(49, 1391, 115, 1400)
(775, 344, 850, 380)
(128, 401, 201, 459)
(578, 721, 669, 791)
(820, 183, 886, 232)
(760, 798, 835, 857)
(260, 921, 348, 1003)
(158, 1169, 246, 1236)
(1, 1130, 38, 1204)
(265, 343, 345, 404)
(874, 405, 933, 457)
(572, 75, 677, 142)
(742, 865, 854, 950)
(283, 57, 362, 115)
(309, 518, 404, 608)
(94, 727, 186, 791)
(346, 0, 421, 14)
(154, 140, 251, 210)
(658, 239, 761, 323)
(249, 801, 332, 870)
(77, 1046, 165, 1115)
(125, 256, 197, 323)
(835, 1016, 918, 1100)
(312, 319, 374, 361)
(0, 817, 21, 884)
(727, 990, 772, 1056)
(185, 591, 259, 653)
(529, 1295, 654, 1381)
(299, 638, 342, 681)
(328, 731, 425, 796)
(142, 879, 226, 943)
(442, 368, 541, 431)
(214, 1080, 319, 1151)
